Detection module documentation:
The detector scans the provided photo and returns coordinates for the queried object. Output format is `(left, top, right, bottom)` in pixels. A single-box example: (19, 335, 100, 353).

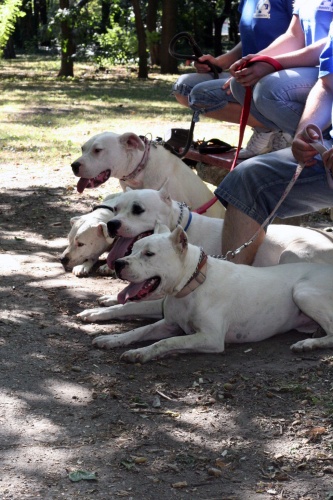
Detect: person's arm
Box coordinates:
(292, 74, 333, 167)
(229, 15, 326, 86)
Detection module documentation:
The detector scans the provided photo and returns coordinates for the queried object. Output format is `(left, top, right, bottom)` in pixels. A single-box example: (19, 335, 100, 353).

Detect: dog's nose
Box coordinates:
(107, 219, 121, 238)
(114, 259, 127, 277)
(60, 255, 69, 266)
(71, 161, 81, 175)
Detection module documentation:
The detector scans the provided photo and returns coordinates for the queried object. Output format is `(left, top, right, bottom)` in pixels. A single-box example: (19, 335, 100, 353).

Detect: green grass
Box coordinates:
(0, 55, 243, 170)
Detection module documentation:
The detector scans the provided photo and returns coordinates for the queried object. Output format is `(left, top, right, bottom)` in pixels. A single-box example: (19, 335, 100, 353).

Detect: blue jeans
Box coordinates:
(215, 146, 333, 225)
(230, 67, 319, 135)
(172, 72, 238, 122)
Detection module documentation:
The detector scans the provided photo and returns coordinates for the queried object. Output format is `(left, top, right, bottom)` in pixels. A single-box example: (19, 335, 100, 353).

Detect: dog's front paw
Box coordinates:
(93, 334, 123, 349)
(72, 264, 91, 276)
(120, 348, 150, 364)
(97, 264, 116, 277)
(77, 308, 108, 322)
(290, 338, 317, 352)
(98, 294, 118, 306)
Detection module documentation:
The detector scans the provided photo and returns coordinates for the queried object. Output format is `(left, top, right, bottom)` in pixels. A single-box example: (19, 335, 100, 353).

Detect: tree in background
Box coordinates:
(2, 0, 239, 77)
(0, 0, 25, 57)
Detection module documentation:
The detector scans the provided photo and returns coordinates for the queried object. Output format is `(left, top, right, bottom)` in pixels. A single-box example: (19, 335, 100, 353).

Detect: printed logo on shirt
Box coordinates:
(253, 0, 271, 19)
(318, 0, 333, 12)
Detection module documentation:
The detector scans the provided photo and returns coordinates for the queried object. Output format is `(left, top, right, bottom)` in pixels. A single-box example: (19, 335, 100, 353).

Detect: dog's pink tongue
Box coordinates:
(77, 178, 90, 193)
(117, 282, 145, 304)
(107, 237, 136, 269)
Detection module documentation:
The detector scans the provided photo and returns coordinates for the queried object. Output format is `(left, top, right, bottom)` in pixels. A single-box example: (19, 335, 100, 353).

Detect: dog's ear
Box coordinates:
(97, 223, 114, 242)
(171, 226, 188, 254)
(70, 216, 82, 226)
(119, 133, 145, 151)
(125, 186, 133, 192)
(159, 180, 171, 205)
(154, 222, 170, 234)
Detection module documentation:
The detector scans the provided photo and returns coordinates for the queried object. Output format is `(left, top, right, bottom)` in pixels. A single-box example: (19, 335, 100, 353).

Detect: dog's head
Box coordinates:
(60, 215, 114, 271)
(105, 183, 174, 269)
(71, 132, 146, 193)
(114, 224, 189, 304)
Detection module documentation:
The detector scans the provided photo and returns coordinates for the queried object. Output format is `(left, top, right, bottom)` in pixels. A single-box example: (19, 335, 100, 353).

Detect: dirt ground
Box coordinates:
(1, 160, 333, 500)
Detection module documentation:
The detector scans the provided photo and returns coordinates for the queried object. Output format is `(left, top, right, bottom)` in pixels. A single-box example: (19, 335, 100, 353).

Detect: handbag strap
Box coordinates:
(230, 56, 284, 171)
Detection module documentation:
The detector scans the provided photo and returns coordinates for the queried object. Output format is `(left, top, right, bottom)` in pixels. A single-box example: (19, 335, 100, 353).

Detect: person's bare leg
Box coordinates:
(222, 204, 265, 265)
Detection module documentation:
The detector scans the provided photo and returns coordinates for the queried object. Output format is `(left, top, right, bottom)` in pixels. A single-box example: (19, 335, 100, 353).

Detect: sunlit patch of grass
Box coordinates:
(0, 55, 243, 191)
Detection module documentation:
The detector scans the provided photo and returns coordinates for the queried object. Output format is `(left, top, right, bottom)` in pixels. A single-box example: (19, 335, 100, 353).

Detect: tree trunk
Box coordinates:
(147, 0, 160, 66)
(4, 37, 16, 59)
(131, 0, 148, 78)
(57, 0, 75, 77)
(213, 0, 232, 56)
(160, 0, 178, 74)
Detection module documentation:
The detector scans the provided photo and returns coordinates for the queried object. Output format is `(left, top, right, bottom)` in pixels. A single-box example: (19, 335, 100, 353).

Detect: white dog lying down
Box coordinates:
(71, 131, 224, 218)
(60, 194, 118, 276)
(92, 225, 333, 363)
(77, 185, 333, 323)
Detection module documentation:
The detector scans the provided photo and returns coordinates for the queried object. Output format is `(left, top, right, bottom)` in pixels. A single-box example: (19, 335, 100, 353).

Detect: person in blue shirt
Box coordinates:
(229, 0, 333, 157)
(214, 25, 333, 266)
(172, 0, 294, 155)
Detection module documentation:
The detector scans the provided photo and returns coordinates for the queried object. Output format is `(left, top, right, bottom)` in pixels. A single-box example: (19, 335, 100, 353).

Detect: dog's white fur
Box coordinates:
(71, 131, 225, 218)
(92, 225, 333, 362)
(60, 194, 118, 276)
(77, 185, 333, 322)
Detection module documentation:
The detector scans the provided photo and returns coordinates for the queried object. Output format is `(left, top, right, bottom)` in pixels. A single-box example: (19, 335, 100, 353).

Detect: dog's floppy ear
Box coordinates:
(158, 180, 172, 206)
(70, 216, 82, 226)
(119, 132, 145, 151)
(171, 225, 188, 254)
(97, 222, 114, 242)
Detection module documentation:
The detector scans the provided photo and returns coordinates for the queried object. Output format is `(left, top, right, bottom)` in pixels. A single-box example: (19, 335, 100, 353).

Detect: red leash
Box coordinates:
(194, 56, 284, 215)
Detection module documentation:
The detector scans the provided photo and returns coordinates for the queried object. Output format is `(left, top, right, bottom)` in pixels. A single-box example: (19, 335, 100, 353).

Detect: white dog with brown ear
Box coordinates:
(93, 225, 333, 363)
(71, 131, 225, 218)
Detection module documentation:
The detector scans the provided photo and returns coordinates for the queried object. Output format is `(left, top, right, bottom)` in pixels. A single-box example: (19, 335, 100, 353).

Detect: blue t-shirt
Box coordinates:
(293, 0, 333, 46)
(319, 20, 333, 76)
(239, 0, 293, 55)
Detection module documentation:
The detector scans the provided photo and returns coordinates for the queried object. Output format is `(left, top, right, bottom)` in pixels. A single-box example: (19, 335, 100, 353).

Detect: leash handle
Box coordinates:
(169, 32, 221, 78)
(230, 56, 284, 171)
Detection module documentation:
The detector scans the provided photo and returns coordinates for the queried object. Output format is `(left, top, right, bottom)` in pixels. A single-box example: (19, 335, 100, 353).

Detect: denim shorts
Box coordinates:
(172, 71, 238, 121)
(215, 146, 333, 225)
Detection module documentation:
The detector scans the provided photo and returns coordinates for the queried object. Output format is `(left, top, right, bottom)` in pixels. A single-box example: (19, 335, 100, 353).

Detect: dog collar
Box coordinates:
(92, 204, 114, 213)
(175, 249, 207, 298)
(177, 202, 192, 231)
(120, 136, 151, 182)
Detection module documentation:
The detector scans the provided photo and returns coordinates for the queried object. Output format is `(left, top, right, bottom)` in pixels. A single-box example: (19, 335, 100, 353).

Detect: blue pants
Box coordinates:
(230, 67, 319, 135)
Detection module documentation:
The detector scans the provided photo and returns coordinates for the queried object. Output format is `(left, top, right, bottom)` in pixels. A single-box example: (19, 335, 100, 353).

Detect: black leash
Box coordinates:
(168, 32, 221, 159)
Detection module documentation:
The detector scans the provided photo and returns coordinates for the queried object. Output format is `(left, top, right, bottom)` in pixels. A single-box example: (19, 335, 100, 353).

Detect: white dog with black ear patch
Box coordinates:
(93, 225, 333, 363)
(71, 131, 225, 218)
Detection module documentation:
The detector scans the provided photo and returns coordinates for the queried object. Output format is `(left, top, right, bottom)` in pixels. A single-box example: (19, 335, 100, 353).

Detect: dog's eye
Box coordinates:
(131, 202, 144, 215)
(94, 148, 102, 154)
(144, 250, 154, 257)
(77, 242, 85, 247)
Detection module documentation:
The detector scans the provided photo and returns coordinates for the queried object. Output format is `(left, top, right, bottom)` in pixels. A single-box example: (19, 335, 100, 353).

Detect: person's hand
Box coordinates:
(229, 54, 276, 86)
(194, 54, 221, 73)
(292, 127, 321, 167)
